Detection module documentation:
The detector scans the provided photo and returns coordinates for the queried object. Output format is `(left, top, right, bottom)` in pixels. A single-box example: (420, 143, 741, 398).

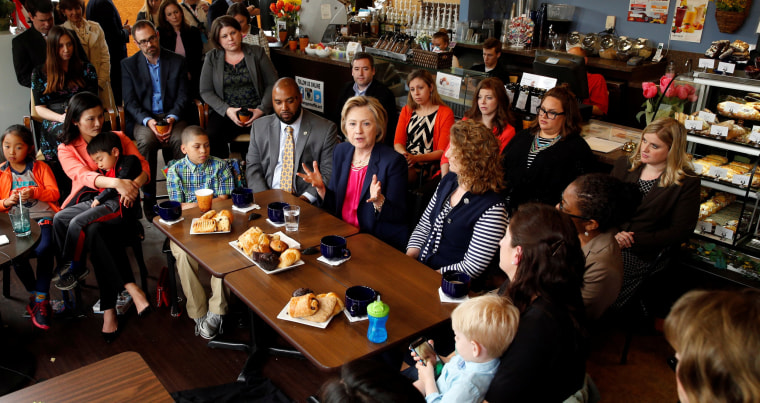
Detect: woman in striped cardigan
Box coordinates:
(406, 119, 508, 288)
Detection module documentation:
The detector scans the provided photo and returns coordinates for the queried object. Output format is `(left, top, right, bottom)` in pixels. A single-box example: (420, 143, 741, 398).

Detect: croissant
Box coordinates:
(238, 227, 264, 255)
(256, 233, 270, 246)
(270, 235, 288, 254)
(318, 292, 345, 316)
(278, 248, 301, 268)
(201, 210, 217, 220)
(289, 293, 319, 318)
(192, 218, 217, 233)
(303, 295, 338, 323)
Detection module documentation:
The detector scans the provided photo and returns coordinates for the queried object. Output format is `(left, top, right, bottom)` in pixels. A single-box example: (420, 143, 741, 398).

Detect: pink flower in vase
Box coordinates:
(659, 75, 673, 90)
(642, 82, 658, 99)
(675, 85, 691, 100)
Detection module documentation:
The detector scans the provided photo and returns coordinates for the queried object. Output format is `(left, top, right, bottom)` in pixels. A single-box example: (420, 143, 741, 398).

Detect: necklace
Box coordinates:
(351, 158, 369, 168)
(529, 133, 561, 153)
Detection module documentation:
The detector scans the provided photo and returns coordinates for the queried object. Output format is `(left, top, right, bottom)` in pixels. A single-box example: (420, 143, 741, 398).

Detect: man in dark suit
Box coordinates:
(122, 20, 189, 219)
(87, 0, 131, 105)
(12, 0, 87, 88)
(470, 37, 514, 85)
(246, 78, 338, 203)
(335, 52, 398, 147)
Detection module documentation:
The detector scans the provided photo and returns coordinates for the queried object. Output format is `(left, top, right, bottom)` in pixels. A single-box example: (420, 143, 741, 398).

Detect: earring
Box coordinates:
(584, 231, 589, 236)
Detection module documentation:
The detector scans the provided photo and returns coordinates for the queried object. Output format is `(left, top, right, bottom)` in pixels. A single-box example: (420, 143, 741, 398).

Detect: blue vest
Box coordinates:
(421, 173, 504, 270)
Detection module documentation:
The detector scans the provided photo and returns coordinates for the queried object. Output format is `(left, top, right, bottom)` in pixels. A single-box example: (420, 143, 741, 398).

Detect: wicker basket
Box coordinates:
(715, 0, 752, 33)
(411, 49, 453, 70)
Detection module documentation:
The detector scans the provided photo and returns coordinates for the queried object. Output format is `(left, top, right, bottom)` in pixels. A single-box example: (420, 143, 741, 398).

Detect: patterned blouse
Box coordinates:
(405, 110, 438, 155)
(222, 58, 260, 109)
(31, 62, 98, 161)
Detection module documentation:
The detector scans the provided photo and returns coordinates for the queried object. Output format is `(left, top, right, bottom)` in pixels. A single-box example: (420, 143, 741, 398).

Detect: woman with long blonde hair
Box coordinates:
(611, 117, 699, 307)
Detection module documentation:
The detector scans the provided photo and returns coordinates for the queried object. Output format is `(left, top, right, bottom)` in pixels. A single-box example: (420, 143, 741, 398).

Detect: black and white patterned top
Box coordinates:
(405, 110, 438, 155)
(408, 191, 508, 278)
(637, 178, 658, 196)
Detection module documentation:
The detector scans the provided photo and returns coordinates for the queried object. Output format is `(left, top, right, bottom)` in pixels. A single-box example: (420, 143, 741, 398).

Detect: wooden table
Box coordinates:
(153, 190, 359, 278)
(225, 233, 456, 371)
(1, 214, 41, 297)
(0, 352, 173, 402)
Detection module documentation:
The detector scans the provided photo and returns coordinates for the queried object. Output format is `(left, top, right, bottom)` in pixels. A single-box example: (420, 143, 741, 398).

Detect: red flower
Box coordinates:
(642, 82, 658, 99)
(270, 3, 276, 12)
(665, 84, 677, 98)
(659, 76, 673, 91)
(276, 0, 284, 9)
(675, 85, 690, 100)
(295, 5, 300, 11)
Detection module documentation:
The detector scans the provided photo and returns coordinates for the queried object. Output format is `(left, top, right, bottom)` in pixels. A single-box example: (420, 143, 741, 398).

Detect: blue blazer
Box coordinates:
(323, 142, 408, 250)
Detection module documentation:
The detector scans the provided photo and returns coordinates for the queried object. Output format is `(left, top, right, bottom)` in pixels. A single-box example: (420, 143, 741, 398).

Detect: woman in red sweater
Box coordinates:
(394, 69, 455, 183)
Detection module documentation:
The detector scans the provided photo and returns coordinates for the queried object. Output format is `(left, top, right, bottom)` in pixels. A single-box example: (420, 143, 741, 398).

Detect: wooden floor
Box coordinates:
(0, 217, 680, 402)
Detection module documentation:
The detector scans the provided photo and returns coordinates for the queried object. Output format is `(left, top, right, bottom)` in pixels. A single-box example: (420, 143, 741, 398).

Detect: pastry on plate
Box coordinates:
(289, 293, 319, 318)
(200, 210, 217, 220)
(192, 218, 217, 233)
(278, 248, 301, 268)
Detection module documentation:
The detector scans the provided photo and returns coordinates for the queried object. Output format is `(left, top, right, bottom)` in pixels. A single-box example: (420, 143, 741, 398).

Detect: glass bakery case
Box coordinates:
(678, 71, 760, 287)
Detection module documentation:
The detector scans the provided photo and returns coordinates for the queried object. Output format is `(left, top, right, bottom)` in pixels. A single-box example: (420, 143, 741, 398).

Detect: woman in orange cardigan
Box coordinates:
(394, 69, 455, 183)
(0, 125, 60, 331)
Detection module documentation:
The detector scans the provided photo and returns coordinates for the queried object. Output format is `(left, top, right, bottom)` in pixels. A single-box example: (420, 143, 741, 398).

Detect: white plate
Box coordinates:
(276, 303, 333, 328)
(190, 218, 232, 235)
(228, 231, 304, 274)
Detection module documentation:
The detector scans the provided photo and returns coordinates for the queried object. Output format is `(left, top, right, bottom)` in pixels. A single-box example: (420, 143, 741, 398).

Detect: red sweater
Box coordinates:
(394, 104, 455, 154)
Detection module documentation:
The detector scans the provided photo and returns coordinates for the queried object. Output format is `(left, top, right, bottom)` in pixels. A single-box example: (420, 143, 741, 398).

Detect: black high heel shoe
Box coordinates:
(102, 326, 121, 343)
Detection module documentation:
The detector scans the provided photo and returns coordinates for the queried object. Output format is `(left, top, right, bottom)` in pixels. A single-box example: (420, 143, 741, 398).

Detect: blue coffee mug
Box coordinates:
(320, 235, 351, 260)
(232, 188, 254, 208)
(268, 202, 289, 223)
(154, 200, 182, 221)
(345, 285, 377, 317)
(441, 272, 471, 299)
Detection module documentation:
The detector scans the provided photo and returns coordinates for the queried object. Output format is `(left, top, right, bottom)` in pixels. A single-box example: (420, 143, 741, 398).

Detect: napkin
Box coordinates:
(438, 287, 469, 304)
(0, 235, 8, 246)
(232, 204, 260, 213)
(318, 255, 351, 266)
(159, 217, 185, 225)
(343, 308, 368, 322)
(266, 218, 286, 227)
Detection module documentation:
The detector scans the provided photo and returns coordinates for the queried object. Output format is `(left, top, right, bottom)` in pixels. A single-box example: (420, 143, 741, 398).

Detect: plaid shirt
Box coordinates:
(167, 156, 234, 203)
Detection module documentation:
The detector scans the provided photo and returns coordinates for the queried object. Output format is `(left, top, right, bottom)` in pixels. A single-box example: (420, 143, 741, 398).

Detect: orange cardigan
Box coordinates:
(0, 160, 61, 213)
(394, 104, 455, 153)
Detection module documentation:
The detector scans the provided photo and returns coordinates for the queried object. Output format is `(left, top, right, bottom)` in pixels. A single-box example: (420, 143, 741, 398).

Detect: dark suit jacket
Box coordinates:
(13, 27, 88, 88)
(121, 49, 189, 136)
(246, 109, 339, 200)
(611, 157, 700, 261)
(335, 81, 398, 147)
(502, 129, 595, 211)
(322, 143, 407, 249)
(159, 26, 204, 98)
(470, 62, 514, 86)
(87, 0, 129, 102)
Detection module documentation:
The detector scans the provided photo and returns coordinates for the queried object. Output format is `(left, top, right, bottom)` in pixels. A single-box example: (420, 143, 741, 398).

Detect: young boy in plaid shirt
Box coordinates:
(167, 126, 234, 339)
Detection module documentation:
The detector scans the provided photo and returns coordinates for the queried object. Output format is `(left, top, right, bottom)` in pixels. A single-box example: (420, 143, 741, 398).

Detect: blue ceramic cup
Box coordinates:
(345, 285, 377, 317)
(320, 235, 351, 260)
(441, 272, 471, 299)
(153, 201, 182, 221)
(267, 202, 289, 223)
(231, 188, 254, 208)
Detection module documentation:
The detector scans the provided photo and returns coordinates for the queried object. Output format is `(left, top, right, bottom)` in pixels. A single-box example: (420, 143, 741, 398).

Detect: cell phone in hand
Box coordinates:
(409, 337, 438, 367)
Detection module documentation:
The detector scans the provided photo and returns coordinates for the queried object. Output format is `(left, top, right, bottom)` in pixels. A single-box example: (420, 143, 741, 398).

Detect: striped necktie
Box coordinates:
(279, 126, 295, 193)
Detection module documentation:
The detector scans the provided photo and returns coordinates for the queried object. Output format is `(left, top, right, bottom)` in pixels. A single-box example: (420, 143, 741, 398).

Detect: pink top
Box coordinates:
(57, 131, 150, 206)
(341, 164, 368, 228)
(175, 32, 186, 57)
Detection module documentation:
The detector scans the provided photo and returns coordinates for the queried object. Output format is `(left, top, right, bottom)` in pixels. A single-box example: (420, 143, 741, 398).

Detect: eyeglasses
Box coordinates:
(538, 107, 565, 120)
(136, 35, 157, 46)
(667, 356, 678, 372)
(558, 197, 592, 221)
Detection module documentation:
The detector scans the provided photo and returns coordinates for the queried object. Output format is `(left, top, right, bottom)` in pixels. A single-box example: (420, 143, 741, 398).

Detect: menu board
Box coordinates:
(628, 0, 670, 24)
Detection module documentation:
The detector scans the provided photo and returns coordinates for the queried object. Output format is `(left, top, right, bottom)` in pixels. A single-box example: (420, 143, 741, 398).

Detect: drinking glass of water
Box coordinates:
(284, 205, 300, 232)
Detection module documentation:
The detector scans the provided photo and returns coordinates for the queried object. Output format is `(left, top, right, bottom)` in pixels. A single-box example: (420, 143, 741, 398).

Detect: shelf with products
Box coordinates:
(681, 72, 760, 288)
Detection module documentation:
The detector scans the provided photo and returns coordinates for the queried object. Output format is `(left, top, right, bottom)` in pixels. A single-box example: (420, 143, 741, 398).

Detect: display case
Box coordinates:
(372, 55, 489, 118)
(679, 71, 760, 287)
